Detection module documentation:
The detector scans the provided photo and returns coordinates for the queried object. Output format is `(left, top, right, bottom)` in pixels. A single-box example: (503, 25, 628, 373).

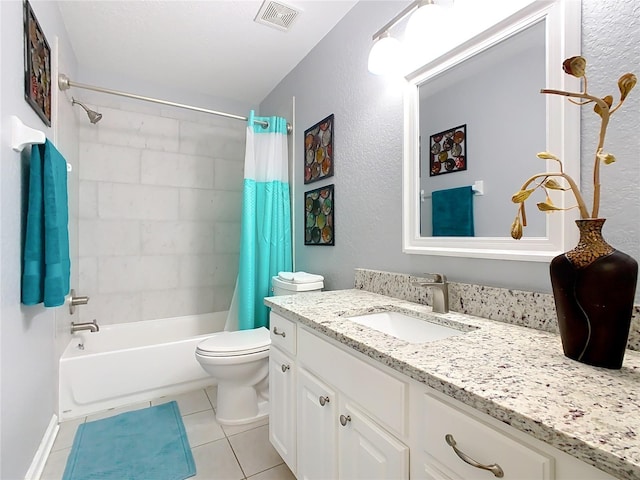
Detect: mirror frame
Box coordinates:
(403, 0, 582, 262)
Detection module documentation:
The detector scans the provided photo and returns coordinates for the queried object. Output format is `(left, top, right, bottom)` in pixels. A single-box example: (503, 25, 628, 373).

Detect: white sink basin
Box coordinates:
(347, 311, 465, 344)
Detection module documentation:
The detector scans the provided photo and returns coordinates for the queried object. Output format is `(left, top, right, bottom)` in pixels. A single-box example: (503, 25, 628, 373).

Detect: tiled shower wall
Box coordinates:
(76, 99, 246, 325)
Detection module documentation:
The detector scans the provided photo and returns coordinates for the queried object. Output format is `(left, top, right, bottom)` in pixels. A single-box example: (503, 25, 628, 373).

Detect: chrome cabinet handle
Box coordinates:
(339, 414, 351, 426)
(281, 364, 290, 373)
(319, 396, 330, 406)
(445, 434, 504, 478)
(272, 326, 286, 338)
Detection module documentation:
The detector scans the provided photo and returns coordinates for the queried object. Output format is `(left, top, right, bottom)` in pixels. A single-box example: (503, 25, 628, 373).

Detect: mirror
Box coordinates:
(419, 21, 546, 238)
(403, 0, 582, 261)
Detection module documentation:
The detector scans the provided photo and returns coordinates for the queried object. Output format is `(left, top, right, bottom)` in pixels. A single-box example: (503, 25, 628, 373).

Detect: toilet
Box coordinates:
(195, 271, 324, 425)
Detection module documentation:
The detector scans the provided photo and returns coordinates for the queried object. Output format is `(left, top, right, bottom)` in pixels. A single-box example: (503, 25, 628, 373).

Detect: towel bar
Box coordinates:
(11, 116, 73, 171)
(421, 180, 484, 202)
(11, 116, 45, 152)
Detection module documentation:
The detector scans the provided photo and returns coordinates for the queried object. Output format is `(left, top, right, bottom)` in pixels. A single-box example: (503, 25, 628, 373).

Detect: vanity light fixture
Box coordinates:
(367, 0, 445, 76)
(368, 32, 404, 75)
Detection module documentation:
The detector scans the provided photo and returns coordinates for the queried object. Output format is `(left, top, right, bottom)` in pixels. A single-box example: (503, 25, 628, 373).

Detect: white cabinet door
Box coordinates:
(268, 346, 297, 474)
(338, 399, 409, 480)
(297, 367, 338, 480)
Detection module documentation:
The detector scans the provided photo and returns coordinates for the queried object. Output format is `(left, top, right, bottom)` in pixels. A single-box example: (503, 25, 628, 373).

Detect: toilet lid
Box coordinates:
(196, 327, 271, 357)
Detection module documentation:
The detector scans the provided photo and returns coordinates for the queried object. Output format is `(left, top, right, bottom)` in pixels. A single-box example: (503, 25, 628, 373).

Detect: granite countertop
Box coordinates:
(265, 289, 640, 480)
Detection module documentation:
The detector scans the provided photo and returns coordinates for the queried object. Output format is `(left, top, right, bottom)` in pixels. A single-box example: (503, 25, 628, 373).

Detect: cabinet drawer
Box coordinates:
(298, 327, 408, 436)
(270, 312, 296, 356)
(420, 393, 552, 480)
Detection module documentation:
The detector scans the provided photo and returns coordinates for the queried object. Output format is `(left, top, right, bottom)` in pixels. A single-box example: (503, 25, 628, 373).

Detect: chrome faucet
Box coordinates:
(412, 273, 449, 314)
(70, 320, 100, 333)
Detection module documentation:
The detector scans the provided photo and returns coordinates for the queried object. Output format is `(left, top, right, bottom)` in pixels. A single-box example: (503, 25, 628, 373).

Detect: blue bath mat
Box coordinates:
(62, 401, 195, 480)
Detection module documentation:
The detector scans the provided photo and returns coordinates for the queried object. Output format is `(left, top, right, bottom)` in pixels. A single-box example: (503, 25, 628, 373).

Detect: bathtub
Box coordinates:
(59, 312, 227, 420)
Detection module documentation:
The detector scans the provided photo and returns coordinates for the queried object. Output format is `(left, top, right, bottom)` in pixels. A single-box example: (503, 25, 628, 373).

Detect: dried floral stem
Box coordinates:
(511, 57, 636, 241)
(517, 171, 589, 219)
(541, 88, 611, 218)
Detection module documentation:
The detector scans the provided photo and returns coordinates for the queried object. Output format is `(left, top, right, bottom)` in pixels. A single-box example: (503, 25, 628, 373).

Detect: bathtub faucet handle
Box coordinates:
(69, 289, 90, 315)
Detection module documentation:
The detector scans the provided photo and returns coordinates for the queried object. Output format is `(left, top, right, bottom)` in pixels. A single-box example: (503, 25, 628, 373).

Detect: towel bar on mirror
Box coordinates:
(420, 180, 484, 202)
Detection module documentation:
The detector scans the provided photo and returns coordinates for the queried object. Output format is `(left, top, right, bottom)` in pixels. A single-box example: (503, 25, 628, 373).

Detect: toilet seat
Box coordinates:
(196, 327, 270, 357)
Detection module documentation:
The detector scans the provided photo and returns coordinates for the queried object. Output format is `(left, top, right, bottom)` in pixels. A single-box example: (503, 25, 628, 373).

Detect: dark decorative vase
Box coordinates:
(550, 219, 638, 369)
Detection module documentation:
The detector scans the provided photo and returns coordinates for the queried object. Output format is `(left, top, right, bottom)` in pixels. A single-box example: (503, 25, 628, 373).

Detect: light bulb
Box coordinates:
(367, 34, 404, 76)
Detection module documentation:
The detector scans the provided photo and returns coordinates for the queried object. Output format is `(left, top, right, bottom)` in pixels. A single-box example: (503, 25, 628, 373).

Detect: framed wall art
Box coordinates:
(304, 114, 334, 184)
(304, 184, 334, 246)
(429, 124, 466, 176)
(23, 0, 52, 127)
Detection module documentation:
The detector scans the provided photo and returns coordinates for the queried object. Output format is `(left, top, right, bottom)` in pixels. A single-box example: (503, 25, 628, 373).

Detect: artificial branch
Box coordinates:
(541, 88, 611, 218)
(516, 172, 589, 219)
(510, 56, 636, 240)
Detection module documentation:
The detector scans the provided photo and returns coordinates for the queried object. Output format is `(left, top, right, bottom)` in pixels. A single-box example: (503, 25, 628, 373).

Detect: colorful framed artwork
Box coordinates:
(429, 124, 466, 176)
(304, 184, 334, 246)
(23, 0, 52, 127)
(304, 114, 334, 184)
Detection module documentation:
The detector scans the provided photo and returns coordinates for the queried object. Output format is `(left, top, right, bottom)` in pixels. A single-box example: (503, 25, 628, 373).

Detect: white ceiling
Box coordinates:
(58, 0, 359, 105)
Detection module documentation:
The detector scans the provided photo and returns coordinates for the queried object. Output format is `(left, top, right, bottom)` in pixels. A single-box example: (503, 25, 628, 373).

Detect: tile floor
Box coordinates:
(41, 386, 295, 480)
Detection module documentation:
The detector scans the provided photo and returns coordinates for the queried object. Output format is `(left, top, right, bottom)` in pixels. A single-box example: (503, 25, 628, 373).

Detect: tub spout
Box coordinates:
(71, 320, 100, 333)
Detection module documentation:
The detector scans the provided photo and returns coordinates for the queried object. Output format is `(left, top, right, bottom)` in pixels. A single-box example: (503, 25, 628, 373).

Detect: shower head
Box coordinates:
(72, 98, 102, 124)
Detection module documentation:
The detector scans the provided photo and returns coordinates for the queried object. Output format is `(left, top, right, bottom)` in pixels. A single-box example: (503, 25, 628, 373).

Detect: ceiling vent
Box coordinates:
(254, 0, 300, 32)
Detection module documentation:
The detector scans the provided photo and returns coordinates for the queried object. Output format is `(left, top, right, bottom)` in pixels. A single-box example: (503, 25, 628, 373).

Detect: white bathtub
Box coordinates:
(59, 312, 226, 420)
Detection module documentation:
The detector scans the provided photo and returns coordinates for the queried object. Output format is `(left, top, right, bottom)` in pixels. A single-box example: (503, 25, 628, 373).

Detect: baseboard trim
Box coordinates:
(24, 414, 59, 480)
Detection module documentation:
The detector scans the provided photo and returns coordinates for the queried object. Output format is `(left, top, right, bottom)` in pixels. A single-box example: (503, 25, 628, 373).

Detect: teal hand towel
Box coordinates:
(432, 185, 475, 237)
(22, 140, 70, 307)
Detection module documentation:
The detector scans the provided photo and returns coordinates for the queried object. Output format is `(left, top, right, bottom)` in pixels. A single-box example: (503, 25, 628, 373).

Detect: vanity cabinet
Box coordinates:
(269, 312, 617, 480)
(268, 313, 298, 474)
(269, 311, 410, 480)
(297, 327, 410, 480)
(298, 366, 410, 480)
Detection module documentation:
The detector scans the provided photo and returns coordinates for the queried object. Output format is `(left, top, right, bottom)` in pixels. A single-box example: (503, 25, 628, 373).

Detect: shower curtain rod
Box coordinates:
(58, 74, 292, 134)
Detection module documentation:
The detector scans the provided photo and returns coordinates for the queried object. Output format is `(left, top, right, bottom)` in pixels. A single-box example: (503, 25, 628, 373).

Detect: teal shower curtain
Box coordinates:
(231, 111, 292, 331)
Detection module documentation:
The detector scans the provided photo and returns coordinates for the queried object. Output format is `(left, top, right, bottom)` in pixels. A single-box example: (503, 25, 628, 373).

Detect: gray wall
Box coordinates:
(0, 1, 78, 478)
(581, 0, 639, 265)
(261, 0, 640, 303)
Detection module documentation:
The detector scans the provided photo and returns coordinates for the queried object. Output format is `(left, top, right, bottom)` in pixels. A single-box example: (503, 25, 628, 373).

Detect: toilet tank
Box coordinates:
(272, 275, 324, 296)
